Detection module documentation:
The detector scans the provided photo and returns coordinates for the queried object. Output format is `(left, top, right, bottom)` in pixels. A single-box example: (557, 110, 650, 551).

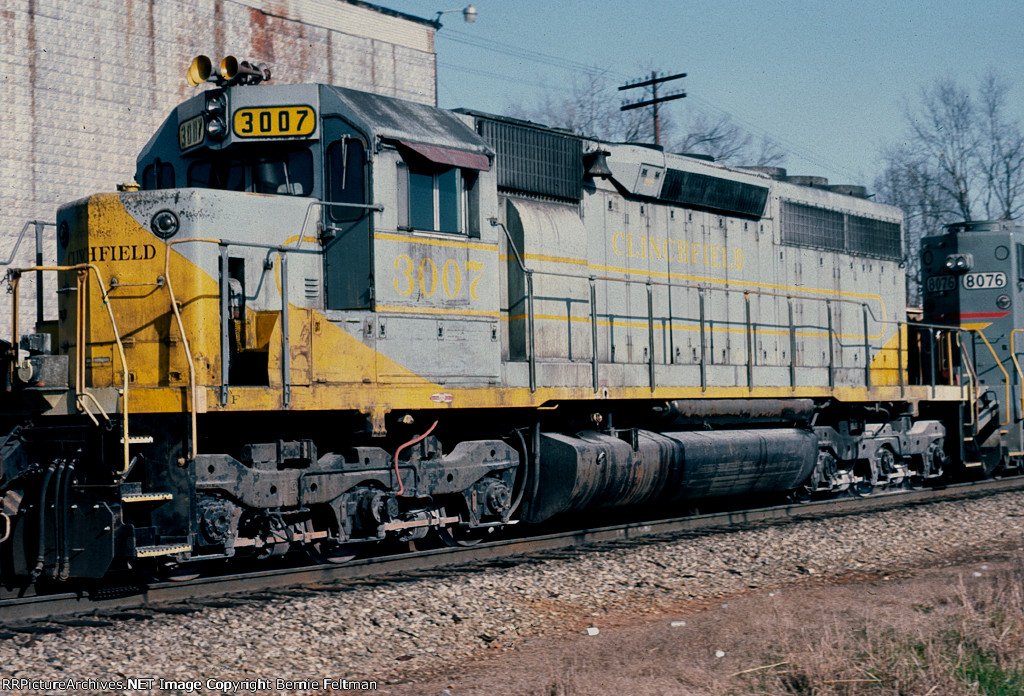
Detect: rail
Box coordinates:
(7, 263, 132, 476)
(957, 333, 979, 428)
(5, 475, 1023, 623)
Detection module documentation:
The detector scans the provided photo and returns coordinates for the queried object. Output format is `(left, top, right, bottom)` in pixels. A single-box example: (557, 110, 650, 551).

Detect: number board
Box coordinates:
(961, 271, 1007, 290)
(924, 275, 957, 294)
(232, 106, 316, 138)
(178, 114, 205, 151)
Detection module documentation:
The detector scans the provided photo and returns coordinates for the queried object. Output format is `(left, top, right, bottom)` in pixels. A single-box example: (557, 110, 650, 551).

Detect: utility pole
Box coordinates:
(619, 71, 687, 146)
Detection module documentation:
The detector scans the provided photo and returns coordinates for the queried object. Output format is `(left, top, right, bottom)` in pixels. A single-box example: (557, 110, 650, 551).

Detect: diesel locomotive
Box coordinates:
(0, 57, 1014, 585)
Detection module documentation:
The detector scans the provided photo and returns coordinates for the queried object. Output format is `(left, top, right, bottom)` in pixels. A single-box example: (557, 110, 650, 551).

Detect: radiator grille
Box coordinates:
(477, 119, 583, 201)
(781, 200, 901, 260)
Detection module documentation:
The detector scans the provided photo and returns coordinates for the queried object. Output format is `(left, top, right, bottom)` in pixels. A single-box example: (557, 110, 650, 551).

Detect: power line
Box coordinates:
(620, 71, 687, 146)
(439, 28, 619, 77)
(687, 94, 865, 180)
(437, 61, 555, 91)
(437, 30, 864, 179)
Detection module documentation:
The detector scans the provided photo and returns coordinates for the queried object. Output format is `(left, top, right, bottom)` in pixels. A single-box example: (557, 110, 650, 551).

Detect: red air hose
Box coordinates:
(392, 420, 439, 496)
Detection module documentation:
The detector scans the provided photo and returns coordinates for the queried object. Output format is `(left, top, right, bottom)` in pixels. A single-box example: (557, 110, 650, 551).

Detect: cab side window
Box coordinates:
(327, 138, 366, 222)
(399, 161, 476, 235)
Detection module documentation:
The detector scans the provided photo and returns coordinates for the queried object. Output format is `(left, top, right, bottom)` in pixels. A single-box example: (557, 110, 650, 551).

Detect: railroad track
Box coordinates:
(2, 476, 1023, 630)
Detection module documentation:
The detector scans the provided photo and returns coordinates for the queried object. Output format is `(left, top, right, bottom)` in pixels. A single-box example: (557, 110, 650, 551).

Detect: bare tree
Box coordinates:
(875, 71, 1024, 304)
(910, 78, 979, 221)
(508, 69, 785, 167)
(672, 111, 785, 166)
(507, 70, 656, 143)
(876, 144, 948, 305)
(977, 72, 1024, 220)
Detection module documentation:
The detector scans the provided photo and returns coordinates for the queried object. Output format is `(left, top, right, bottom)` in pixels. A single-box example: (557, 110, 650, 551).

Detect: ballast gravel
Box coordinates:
(2, 491, 1024, 694)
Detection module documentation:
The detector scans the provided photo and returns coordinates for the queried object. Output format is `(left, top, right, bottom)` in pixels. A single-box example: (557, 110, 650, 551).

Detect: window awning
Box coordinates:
(398, 140, 490, 172)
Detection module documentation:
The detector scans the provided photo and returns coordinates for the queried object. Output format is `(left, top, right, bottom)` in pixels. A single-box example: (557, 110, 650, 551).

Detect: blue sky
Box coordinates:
(381, 0, 1024, 189)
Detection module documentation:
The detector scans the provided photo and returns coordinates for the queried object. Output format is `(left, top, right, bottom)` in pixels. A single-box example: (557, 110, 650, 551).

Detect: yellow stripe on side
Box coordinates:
(500, 253, 590, 266)
(375, 232, 498, 252)
(505, 313, 882, 341)
(377, 304, 501, 318)
(585, 260, 887, 319)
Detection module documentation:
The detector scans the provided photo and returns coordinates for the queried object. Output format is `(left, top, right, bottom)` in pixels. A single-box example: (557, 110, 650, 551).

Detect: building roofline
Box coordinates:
(340, 0, 439, 29)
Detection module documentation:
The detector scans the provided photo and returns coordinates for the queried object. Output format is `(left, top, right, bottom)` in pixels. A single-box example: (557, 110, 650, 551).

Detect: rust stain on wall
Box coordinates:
(214, 0, 224, 66)
(146, 0, 156, 109)
(27, 0, 37, 203)
(327, 32, 334, 85)
(250, 8, 274, 62)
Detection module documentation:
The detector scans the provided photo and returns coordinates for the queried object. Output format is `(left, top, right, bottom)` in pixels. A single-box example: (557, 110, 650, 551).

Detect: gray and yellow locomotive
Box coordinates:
(0, 57, 1007, 585)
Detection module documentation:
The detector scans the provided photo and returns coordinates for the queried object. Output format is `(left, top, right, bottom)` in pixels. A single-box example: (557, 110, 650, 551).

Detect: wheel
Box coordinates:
(436, 524, 497, 547)
(150, 561, 202, 582)
(877, 447, 902, 489)
(306, 541, 362, 565)
(851, 479, 877, 497)
(790, 486, 814, 504)
(887, 472, 907, 489)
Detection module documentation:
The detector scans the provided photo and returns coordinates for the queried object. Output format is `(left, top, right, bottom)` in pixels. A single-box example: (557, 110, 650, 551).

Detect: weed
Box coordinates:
(955, 643, 1024, 696)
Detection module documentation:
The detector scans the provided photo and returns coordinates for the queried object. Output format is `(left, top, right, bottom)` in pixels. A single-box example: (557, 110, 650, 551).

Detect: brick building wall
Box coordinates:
(1, 0, 437, 338)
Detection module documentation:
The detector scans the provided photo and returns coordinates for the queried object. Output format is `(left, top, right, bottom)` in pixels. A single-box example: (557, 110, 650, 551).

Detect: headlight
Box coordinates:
(206, 116, 227, 140)
(205, 92, 226, 114)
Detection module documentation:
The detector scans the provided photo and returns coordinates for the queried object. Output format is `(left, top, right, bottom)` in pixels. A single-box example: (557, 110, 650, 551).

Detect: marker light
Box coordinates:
(944, 253, 973, 273)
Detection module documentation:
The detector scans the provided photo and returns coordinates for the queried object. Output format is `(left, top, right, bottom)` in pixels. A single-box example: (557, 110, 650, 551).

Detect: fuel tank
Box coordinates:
(525, 428, 818, 523)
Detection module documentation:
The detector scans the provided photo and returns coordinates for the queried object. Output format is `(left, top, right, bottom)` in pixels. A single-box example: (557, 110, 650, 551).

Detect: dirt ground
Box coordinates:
(378, 543, 1024, 696)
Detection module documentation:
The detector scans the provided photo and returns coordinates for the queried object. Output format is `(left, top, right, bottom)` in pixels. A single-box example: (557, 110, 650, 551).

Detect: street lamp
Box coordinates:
(434, 4, 477, 24)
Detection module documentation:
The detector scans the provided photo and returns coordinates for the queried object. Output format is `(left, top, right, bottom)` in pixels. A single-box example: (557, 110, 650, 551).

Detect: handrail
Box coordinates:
(311, 200, 384, 249)
(77, 390, 111, 427)
(489, 219, 536, 392)
(1010, 329, 1024, 421)
(163, 238, 209, 460)
(162, 234, 324, 450)
(488, 218, 899, 393)
(969, 328, 1011, 426)
(957, 333, 978, 428)
(0, 220, 53, 266)
(9, 263, 131, 476)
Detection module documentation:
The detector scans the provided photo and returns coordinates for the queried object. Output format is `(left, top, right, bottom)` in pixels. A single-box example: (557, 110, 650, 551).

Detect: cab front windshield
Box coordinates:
(187, 147, 314, 196)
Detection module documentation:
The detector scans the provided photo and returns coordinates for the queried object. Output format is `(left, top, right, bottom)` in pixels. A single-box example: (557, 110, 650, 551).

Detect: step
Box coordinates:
(134, 543, 192, 559)
(122, 492, 173, 503)
(120, 435, 155, 445)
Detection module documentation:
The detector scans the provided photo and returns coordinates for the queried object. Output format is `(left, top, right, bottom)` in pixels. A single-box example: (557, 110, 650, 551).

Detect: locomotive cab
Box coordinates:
(127, 80, 501, 395)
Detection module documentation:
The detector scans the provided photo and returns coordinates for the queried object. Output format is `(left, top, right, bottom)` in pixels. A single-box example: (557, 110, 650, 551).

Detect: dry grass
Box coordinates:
(387, 556, 1024, 696)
